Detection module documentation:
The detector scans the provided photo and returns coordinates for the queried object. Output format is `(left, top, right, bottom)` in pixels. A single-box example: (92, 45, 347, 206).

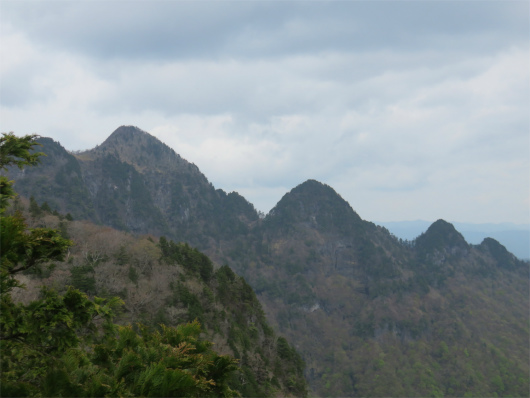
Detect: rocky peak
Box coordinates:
(265, 179, 364, 234)
(415, 219, 469, 256)
(479, 237, 519, 269)
(81, 126, 195, 176)
(102, 125, 149, 143)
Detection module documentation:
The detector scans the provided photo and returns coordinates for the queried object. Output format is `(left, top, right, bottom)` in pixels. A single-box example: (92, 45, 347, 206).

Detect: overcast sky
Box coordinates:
(1, 1, 528, 224)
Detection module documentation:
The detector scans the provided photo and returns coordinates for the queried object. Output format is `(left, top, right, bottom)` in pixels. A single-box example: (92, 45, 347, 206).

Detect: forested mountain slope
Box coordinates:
(223, 180, 529, 396)
(1, 133, 305, 397)
(6, 197, 306, 397)
(7, 126, 529, 397)
(8, 126, 258, 247)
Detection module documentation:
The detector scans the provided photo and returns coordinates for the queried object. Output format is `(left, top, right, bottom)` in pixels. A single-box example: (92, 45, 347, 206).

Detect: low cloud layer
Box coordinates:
(1, 1, 528, 224)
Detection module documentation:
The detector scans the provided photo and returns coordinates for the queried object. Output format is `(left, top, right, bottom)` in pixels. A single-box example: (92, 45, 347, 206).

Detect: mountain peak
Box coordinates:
(479, 237, 518, 269)
(415, 219, 469, 255)
(291, 179, 335, 195)
(110, 125, 147, 137)
(100, 125, 157, 148)
(266, 179, 363, 234)
(84, 126, 190, 174)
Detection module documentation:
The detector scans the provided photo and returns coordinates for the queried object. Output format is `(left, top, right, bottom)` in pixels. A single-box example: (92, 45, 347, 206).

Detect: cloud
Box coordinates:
(0, 1, 528, 223)
(2, 2, 527, 60)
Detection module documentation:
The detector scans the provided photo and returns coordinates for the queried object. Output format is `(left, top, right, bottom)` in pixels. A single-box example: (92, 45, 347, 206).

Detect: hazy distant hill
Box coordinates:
(379, 220, 530, 260)
(7, 126, 529, 397)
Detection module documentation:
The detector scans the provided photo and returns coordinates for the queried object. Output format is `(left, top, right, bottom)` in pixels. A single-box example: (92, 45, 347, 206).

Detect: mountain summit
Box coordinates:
(9, 127, 257, 243)
(415, 219, 469, 258)
(102, 125, 147, 142)
(266, 179, 364, 236)
(91, 125, 190, 174)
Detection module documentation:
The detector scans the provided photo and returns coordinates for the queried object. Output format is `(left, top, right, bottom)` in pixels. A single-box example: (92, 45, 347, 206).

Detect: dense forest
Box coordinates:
(3, 127, 529, 397)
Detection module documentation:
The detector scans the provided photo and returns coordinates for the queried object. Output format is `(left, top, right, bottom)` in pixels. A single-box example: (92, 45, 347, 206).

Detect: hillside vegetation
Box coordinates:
(1, 133, 306, 397)
(224, 181, 529, 396)
(6, 126, 529, 397)
(5, 197, 307, 397)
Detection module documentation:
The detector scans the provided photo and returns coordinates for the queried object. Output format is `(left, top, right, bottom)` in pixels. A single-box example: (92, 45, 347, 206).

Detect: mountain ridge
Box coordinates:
(5, 126, 528, 397)
(13, 126, 522, 251)
(379, 220, 529, 259)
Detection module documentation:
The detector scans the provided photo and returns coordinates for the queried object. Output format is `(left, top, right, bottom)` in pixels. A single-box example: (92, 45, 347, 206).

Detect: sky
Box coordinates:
(1, 1, 529, 224)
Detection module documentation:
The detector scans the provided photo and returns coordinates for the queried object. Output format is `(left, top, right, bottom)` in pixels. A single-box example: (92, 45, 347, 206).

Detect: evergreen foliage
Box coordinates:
(160, 237, 214, 282)
(159, 238, 307, 397)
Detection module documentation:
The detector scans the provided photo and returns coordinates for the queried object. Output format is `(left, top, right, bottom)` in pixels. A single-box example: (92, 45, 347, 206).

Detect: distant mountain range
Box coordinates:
(5, 126, 529, 397)
(378, 220, 529, 260)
